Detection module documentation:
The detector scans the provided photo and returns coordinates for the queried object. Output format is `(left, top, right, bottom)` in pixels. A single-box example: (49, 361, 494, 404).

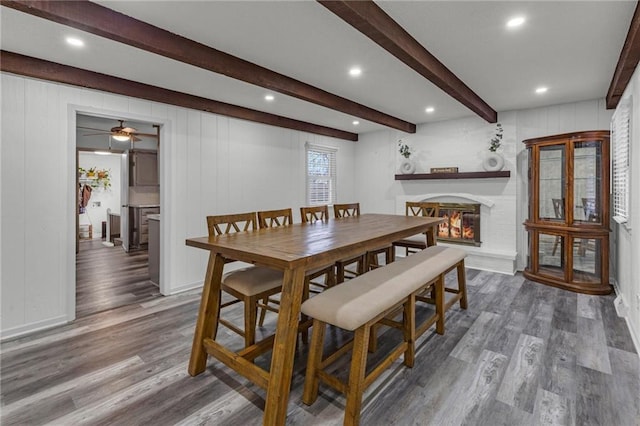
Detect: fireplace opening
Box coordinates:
(435, 203, 481, 246)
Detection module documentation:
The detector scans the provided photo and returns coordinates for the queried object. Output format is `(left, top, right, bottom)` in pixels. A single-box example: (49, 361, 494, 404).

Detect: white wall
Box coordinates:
(0, 73, 356, 339)
(78, 152, 122, 238)
(0, 71, 628, 342)
(355, 113, 519, 274)
(354, 100, 612, 274)
(612, 68, 640, 350)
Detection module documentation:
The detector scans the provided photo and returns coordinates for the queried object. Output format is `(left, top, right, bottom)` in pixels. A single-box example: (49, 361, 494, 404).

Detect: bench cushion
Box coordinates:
(301, 246, 466, 331)
(223, 266, 283, 296)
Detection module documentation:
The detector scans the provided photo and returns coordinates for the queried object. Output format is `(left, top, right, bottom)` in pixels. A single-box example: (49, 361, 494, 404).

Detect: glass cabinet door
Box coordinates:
(538, 145, 565, 221)
(572, 236, 602, 283)
(573, 141, 602, 225)
(538, 232, 564, 280)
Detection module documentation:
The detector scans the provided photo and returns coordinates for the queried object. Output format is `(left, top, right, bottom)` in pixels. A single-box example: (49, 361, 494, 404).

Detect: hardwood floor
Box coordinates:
(76, 239, 161, 318)
(1, 266, 638, 425)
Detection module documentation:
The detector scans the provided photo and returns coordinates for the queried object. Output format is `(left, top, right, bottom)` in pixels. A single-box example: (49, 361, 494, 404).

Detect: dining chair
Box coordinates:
(331, 203, 366, 282)
(300, 204, 329, 223)
(333, 202, 394, 281)
(392, 201, 439, 256)
(258, 207, 293, 228)
(206, 212, 284, 348)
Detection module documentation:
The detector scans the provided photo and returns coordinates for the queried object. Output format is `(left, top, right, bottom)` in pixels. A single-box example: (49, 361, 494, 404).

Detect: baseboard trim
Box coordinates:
(0, 315, 69, 342)
(610, 278, 640, 356)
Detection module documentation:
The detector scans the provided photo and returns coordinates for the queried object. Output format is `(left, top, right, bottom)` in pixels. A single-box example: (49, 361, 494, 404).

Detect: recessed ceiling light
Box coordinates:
(352, 120, 360, 126)
(349, 67, 362, 77)
(264, 94, 275, 101)
(66, 36, 84, 47)
(425, 107, 435, 113)
(535, 86, 548, 94)
(506, 16, 526, 28)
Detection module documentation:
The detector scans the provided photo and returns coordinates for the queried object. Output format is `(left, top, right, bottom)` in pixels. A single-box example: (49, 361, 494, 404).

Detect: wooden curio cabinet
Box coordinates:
(523, 130, 612, 295)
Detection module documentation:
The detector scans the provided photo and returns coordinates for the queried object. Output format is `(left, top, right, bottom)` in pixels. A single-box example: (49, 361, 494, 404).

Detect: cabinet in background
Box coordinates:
(523, 130, 611, 294)
(129, 150, 158, 186)
(129, 206, 159, 249)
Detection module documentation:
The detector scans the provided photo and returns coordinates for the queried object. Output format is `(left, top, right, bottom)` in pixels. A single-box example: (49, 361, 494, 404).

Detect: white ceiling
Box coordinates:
(1, 1, 635, 137)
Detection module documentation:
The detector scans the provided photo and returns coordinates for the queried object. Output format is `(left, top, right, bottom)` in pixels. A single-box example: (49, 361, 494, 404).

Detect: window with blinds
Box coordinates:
(306, 143, 337, 205)
(611, 97, 631, 224)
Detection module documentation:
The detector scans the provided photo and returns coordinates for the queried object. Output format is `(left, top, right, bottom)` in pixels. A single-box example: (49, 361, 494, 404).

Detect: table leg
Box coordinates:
(263, 266, 306, 426)
(188, 252, 225, 376)
(426, 226, 436, 247)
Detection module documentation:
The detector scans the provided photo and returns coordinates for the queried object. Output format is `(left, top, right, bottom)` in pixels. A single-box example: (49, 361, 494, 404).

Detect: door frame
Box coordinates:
(68, 104, 172, 322)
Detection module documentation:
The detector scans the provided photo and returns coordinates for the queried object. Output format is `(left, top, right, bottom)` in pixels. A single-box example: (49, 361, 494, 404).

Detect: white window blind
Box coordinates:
(611, 97, 631, 224)
(306, 143, 337, 205)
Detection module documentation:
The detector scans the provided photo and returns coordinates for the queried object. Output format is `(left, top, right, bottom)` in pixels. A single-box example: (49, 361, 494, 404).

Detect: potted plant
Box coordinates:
(397, 139, 416, 174)
(483, 123, 505, 171)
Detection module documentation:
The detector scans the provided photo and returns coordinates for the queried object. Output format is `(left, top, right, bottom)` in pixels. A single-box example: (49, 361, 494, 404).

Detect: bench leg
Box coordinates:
(435, 275, 445, 335)
(302, 319, 326, 405)
(345, 324, 371, 426)
(457, 261, 468, 309)
(403, 295, 416, 368)
(368, 324, 378, 353)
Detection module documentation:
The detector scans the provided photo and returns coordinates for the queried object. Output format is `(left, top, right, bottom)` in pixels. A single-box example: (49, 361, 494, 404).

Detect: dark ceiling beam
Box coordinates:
(2, 0, 415, 134)
(0, 51, 358, 141)
(606, 1, 640, 109)
(318, 0, 497, 123)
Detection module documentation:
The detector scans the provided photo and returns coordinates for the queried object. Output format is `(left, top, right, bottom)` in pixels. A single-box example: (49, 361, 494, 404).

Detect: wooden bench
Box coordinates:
(301, 246, 467, 426)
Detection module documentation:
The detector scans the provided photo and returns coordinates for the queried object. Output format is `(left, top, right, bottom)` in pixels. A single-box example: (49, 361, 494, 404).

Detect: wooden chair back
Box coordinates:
(258, 208, 293, 228)
(581, 197, 597, 221)
(300, 205, 330, 223)
(552, 198, 564, 220)
(406, 201, 439, 217)
(206, 212, 257, 237)
(333, 202, 360, 218)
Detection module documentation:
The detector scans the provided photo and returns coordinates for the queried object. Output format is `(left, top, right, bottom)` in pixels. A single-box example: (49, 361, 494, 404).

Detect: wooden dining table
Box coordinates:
(185, 213, 444, 425)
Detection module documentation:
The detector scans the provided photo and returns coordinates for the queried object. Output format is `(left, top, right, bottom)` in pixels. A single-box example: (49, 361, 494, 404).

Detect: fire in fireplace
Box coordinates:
(436, 203, 481, 246)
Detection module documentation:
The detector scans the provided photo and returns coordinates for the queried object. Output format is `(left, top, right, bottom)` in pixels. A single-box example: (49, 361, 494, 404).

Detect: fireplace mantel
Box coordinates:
(395, 171, 510, 180)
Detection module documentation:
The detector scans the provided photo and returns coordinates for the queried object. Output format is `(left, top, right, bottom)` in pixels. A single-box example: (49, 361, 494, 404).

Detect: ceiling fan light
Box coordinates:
(112, 134, 130, 142)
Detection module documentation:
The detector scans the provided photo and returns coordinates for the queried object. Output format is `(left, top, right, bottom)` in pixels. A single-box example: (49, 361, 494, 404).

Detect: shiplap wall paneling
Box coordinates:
(1, 75, 27, 331)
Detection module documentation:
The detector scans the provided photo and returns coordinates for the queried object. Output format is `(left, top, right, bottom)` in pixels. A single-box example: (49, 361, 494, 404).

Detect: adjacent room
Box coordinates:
(1, 2, 639, 425)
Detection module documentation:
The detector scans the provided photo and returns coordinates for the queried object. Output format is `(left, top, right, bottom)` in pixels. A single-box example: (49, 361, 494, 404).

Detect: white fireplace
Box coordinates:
(396, 193, 517, 274)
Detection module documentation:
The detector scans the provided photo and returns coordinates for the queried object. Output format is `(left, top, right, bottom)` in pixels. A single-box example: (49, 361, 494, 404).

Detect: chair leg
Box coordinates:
(258, 297, 268, 327)
(302, 319, 326, 405)
(336, 262, 345, 284)
(244, 296, 258, 348)
(552, 235, 560, 256)
(301, 279, 311, 344)
(326, 267, 336, 288)
(357, 254, 366, 275)
(457, 261, 468, 310)
(386, 246, 395, 264)
(435, 275, 445, 335)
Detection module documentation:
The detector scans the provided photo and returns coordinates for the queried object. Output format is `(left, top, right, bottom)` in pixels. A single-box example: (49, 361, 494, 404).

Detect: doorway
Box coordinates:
(75, 113, 161, 318)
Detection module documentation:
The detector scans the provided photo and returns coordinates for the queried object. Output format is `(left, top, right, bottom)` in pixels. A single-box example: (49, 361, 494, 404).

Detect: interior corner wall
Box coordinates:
(612, 67, 640, 351)
(0, 72, 356, 340)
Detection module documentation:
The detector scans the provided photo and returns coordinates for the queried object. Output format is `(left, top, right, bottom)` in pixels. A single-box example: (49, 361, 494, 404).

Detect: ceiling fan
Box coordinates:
(79, 119, 157, 142)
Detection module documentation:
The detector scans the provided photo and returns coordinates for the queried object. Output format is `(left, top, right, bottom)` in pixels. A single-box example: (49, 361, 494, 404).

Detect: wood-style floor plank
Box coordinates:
(1, 247, 638, 425)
